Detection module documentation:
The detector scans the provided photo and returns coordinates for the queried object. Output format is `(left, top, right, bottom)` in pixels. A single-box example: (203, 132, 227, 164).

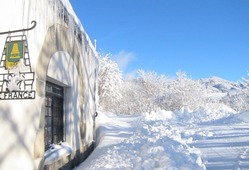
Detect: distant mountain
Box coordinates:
(199, 76, 241, 93)
(200, 77, 249, 112)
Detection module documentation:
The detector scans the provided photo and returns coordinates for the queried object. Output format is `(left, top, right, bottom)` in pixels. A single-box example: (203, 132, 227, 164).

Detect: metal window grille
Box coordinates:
(44, 82, 64, 150)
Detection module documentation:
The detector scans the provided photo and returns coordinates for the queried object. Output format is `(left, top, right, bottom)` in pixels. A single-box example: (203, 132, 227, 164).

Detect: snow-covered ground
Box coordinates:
(74, 108, 249, 170)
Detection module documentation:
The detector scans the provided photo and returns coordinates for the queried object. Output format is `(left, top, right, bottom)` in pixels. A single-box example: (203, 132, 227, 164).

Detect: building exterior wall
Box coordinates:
(0, 0, 98, 169)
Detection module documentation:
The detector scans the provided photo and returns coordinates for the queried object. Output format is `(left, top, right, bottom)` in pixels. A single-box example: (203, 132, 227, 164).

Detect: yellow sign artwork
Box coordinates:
(6, 41, 24, 69)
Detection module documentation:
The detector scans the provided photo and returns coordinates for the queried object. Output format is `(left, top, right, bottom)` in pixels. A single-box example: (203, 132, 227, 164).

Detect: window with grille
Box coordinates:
(44, 82, 64, 150)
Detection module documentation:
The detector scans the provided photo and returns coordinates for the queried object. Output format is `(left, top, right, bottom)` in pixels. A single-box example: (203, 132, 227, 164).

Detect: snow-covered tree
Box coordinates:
(98, 54, 123, 112)
(97, 53, 242, 115)
(222, 73, 249, 112)
(115, 70, 172, 114)
(116, 78, 143, 114)
(242, 72, 249, 87)
(136, 70, 165, 112)
(158, 71, 217, 111)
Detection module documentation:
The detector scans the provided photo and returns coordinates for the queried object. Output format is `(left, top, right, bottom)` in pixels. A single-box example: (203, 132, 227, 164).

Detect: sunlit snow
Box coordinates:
(74, 109, 249, 170)
(44, 142, 73, 165)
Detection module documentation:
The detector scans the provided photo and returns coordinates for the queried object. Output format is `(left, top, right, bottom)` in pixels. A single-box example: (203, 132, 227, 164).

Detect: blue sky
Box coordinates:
(70, 0, 249, 82)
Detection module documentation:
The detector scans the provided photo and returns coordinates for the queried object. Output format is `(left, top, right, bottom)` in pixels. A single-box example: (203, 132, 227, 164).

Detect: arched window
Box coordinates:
(44, 82, 64, 150)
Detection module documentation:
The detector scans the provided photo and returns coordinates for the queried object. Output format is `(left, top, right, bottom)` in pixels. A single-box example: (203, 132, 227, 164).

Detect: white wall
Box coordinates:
(0, 0, 98, 169)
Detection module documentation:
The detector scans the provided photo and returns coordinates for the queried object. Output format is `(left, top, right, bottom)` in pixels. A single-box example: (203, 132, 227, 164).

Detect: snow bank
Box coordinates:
(74, 107, 249, 170)
(130, 119, 206, 169)
(75, 112, 206, 170)
(209, 110, 249, 124)
(142, 104, 236, 124)
(174, 105, 236, 123)
(236, 111, 249, 123)
(143, 110, 173, 121)
(44, 142, 73, 165)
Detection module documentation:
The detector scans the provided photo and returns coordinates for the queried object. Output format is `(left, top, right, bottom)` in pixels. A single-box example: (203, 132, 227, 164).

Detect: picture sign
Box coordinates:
(6, 41, 24, 69)
(0, 21, 36, 100)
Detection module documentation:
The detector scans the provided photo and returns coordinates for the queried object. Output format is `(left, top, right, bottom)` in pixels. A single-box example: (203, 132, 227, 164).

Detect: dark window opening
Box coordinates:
(45, 82, 64, 150)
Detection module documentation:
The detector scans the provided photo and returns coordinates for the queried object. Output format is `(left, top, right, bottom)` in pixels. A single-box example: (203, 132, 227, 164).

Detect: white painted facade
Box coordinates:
(0, 0, 98, 169)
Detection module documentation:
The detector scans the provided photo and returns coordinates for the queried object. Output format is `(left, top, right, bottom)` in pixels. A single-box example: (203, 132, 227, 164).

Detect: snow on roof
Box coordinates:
(59, 0, 84, 32)
(58, 0, 97, 54)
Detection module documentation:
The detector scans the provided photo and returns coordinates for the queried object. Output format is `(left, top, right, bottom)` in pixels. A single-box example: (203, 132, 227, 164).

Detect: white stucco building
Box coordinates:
(0, 0, 98, 169)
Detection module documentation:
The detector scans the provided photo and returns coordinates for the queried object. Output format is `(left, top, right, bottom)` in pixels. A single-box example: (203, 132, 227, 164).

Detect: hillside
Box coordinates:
(199, 76, 240, 93)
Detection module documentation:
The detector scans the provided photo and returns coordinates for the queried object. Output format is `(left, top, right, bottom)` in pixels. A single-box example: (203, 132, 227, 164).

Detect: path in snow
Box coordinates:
(185, 124, 249, 169)
(74, 111, 249, 170)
